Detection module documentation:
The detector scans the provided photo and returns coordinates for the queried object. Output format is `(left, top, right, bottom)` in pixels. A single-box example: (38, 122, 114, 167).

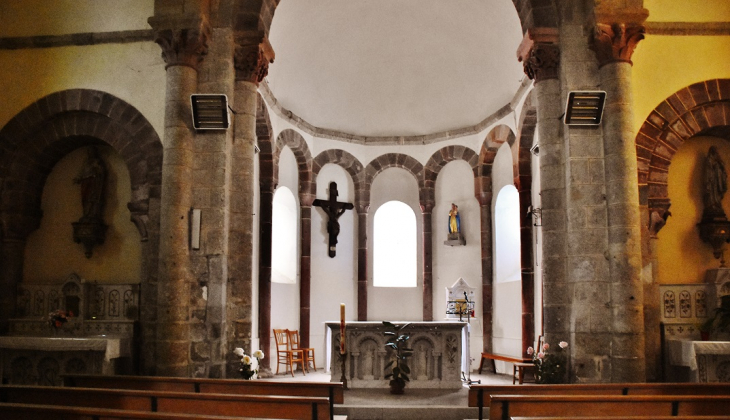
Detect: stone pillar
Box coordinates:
(518, 30, 565, 357)
(590, 20, 647, 382)
(257, 185, 274, 373)
(149, 16, 210, 376)
(299, 202, 312, 348)
(357, 205, 369, 321)
(519, 189, 535, 355)
(421, 203, 434, 321)
(233, 35, 275, 369)
(478, 201, 493, 351)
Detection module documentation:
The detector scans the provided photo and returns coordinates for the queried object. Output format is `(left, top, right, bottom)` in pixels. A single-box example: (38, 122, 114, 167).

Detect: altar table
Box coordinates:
(0, 336, 132, 385)
(666, 339, 730, 382)
(325, 321, 467, 389)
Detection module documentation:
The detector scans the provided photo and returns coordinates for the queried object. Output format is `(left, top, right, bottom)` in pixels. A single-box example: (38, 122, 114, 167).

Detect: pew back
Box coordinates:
(0, 402, 275, 420)
(468, 383, 730, 407)
(489, 395, 730, 420)
(0, 385, 330, 420)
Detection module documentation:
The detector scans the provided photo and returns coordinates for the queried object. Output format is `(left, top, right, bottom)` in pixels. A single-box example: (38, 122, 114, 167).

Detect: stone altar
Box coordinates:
(326, 321, 466, 389)
(0, 273, 138, 385)
(666, 339, 730, 382)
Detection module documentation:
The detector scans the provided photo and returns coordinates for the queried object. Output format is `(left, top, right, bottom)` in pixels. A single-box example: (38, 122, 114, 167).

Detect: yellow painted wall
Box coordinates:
(657, 137, 730, 284)
(23, 146, 142, 284)
(633, 2, 730, 284)
(0, 0, 153, 37)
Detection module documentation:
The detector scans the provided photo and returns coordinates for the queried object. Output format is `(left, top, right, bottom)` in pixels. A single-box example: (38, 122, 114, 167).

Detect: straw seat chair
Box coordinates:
(288, 329, 316, 372)
(273, 328, 306, 376)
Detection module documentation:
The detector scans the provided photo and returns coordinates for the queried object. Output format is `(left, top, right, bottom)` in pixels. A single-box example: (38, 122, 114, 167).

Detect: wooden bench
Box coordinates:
(0, 385, 330, 420)
(510, 417, 730, 420)
(0, 402, 276, 420)
(468, 383, 730, 420)
(489, 395, 730, 420)
(477, 352, 531, 374)
(63, 374, 344, 420)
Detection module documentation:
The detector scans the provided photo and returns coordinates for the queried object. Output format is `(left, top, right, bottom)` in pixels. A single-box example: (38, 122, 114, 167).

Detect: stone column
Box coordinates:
(299, 202, 313, 348)
(478, 200, 493, 351)
(357, 205, 369, 321)
(519, 190, 535, 355)
(517, 30, 565, 353)
(590, 20, 647, 382)
(233, 35, 275, 368)
(421, 202, 434, 321)
(257, 184, 274, 372)
(149, 17, 210, 376)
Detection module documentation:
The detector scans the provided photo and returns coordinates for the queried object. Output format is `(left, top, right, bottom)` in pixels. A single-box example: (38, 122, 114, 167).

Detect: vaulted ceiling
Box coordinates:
(266, 0, 525, 138)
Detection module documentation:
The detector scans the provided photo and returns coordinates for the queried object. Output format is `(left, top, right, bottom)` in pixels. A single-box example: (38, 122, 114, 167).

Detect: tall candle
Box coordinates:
(340, 303, 346, 354)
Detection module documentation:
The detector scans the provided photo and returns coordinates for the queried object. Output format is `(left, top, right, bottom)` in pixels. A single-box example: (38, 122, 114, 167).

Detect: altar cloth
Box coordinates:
(0, 336, 131, 362)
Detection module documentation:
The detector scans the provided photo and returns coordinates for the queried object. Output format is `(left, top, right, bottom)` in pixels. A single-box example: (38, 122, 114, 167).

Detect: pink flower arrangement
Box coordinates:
(527, 339, 568, 384)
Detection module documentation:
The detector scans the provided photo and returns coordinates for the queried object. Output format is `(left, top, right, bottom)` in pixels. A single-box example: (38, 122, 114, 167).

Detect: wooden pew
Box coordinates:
(64, 374, 344, 420)
(489, 395, 730, 420)
(510, 417, 730, 420)
(0, 385, 330, 420)
(477, 352, 531, 374)
(468, 383, 730, 420)
(0, 402, 277, 420)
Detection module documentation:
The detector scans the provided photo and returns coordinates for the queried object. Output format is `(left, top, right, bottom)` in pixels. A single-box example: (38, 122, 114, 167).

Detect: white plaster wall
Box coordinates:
(270, 147, 301, 364)
(432, 160, 482, 371)
(490, 142, 523, 373)
(310, 164, 357, 368)
(368, 167, 423, 321)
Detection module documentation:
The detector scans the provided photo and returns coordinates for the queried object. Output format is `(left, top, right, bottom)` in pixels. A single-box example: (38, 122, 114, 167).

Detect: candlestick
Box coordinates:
(340, 303, 346, 355)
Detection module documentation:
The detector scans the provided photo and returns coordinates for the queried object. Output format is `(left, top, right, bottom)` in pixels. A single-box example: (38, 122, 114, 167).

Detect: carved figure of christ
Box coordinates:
(313, 181, 354, 258)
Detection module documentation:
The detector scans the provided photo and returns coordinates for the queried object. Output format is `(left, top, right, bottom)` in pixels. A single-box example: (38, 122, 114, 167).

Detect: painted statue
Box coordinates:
(74, 147, 107, 220)
(448, 203, 460, 234)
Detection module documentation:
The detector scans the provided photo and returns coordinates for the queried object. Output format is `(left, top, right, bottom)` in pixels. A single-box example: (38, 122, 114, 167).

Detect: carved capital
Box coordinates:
(590, 23, 645, 67)
(150, 17, 210, 70)
(235, 34, 275, 84)
(127, 200, 149, 242)
(519, 43, 560, 82)
(517, 28, 560, 83)
(648, 205, 672, 238)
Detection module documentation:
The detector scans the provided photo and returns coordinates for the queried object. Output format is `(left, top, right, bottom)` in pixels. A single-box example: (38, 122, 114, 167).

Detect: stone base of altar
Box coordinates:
(326, 321, 467, 389)
(0, 336, 132, 386)
(666, 338, 730, 382)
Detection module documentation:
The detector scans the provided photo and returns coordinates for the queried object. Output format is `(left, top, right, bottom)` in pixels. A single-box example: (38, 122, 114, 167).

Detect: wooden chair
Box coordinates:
(288, 329, 317, 372)
(274, 328, 306, 376)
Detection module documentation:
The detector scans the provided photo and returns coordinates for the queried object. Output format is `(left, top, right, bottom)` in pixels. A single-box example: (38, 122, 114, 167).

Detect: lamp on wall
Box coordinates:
(527, 205, 542, 227)
(564, 91, 606, 125)
(190, 94, 230, 130)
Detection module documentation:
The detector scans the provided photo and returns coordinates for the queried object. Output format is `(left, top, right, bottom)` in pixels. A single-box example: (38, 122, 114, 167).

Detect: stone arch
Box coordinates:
(422, 146, 479, 209)
(273, 129, 314, 203)
(257, 93, 275, 192)
(312, 149, 365, 208)
(636, 79, 730, 230)
(0, 89, 162, 242)
(477, 124, 517, 353)
(363, 153, 424, 208)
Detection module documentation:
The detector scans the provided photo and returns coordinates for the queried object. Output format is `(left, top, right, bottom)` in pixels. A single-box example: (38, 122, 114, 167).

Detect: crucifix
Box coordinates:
(313, 181, 354, 258)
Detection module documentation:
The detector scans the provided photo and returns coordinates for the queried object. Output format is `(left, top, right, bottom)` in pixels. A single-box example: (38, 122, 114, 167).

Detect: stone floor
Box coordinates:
(265, 368, 523, 420)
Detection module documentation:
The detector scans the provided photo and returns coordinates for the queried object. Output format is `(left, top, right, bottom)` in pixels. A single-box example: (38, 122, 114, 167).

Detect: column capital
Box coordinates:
(589, 22, 645, 68)
(149, 16, 210, 70)
(517, 28, 560, 83)
(234, 33, 275, 85)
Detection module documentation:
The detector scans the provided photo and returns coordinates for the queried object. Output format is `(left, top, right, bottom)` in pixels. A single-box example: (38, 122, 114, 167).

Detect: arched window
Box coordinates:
(494, 185, 521, 283)
(272, 186, 298, 284)
(373, 200, 417, 287)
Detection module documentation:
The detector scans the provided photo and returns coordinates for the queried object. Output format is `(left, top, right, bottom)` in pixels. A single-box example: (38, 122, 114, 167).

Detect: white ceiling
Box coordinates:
(266, 0, 526, 138)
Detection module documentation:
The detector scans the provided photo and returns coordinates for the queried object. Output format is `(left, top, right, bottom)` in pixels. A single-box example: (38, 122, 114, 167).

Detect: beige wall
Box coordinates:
(23, 146, 142, 284)
(633, 2, 730, 284)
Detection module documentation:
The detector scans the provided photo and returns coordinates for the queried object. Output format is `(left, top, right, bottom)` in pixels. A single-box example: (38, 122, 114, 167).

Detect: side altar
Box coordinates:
(0, 273, 138, 385)
(325, 321, 466, 389)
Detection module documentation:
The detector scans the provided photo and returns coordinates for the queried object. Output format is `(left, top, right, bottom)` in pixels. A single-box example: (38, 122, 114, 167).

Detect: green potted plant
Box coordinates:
(383, 321, 413, 394)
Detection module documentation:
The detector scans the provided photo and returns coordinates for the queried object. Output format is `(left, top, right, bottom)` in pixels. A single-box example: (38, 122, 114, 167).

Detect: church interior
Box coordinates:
(1, 2, 730, 410)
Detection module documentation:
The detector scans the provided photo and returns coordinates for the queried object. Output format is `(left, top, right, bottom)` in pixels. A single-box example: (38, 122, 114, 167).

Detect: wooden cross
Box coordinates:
(313, 181, 354, 258)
